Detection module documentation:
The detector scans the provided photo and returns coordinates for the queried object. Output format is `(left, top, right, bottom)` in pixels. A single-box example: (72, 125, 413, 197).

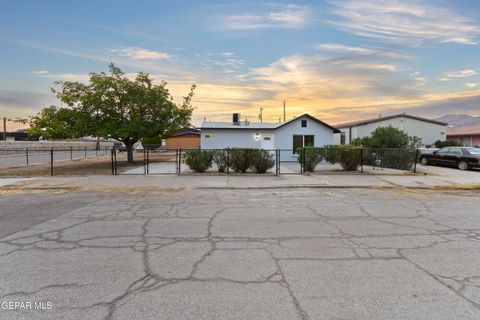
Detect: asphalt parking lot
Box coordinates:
(0, 188, 479, 319)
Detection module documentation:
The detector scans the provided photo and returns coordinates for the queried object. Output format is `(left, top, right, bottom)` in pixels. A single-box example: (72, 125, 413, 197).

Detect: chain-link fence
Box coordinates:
(0, 146, 419, 176)
(0, 147, 111, 176)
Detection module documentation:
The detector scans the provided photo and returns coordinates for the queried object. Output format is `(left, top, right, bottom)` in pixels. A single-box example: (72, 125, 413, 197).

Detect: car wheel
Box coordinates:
(420, 157, 428, 165)
(457, 160, 469, 170)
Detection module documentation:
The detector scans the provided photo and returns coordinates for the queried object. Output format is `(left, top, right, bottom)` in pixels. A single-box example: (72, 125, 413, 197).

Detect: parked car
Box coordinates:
(420, 147, 480, 170)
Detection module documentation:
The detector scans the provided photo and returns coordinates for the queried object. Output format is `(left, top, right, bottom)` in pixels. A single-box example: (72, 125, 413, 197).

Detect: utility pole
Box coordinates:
(2, 117, 6, 141)
(283, 101, 286, 122)
(259, 108, 263, 123)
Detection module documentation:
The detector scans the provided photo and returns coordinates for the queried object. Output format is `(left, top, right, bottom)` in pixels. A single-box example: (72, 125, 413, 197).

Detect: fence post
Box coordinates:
(84, 147, 87, 158)
(275, 149, 279, 176)
(146, 148, 149, 174)
(111, 148, 115, 175)
(278, 149, 281, 175)
(360, 148, 364, 173)
(70, 146, 73, 160)
(175, 149, 179, 174)
(413, 149, 419, 173)
(50, 149, 54, 176)
(25, 147, 29, 165)
(143, 148, 147, 175)
(226, 149, 230, 174)
(301, 148, 305, 174)
(178, 149, 182, 175)
(114, 147, 117, 175)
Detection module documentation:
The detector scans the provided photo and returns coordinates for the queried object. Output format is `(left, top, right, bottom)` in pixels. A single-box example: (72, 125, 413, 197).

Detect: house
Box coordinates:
(165, 128, 200, 149)
(446, 125, 480, 147)
(200, 113, 340, 161)
(333, 114, 447, 146)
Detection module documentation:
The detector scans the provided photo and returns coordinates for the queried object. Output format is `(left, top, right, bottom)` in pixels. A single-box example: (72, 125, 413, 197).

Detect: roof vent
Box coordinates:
(233, 113, 240, 125)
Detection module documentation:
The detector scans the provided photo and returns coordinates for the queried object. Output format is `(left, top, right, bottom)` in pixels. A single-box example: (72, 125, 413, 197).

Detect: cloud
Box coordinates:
(327, 0, 480, 45)
(439, 69, 477, 81)
(315, 43, 407, 59)
(219, 4, 311, 29)
(0, 37, 194, 78)
(197, 52, 246, 74)
(31, 70, 49, 74)
(465, 82, 480, 88)
(111, 47, 170, 60)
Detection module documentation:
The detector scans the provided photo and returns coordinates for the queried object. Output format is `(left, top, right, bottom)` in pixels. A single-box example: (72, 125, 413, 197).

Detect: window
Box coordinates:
(292, 135, 315, 153)
(204, 134, 216, 140)
(293, 135, 303, 152)
(263, 136, 271, 141)
(304, 135, 314, 147)
(301, 120, 307, 127)
(340, 132, 346, 145)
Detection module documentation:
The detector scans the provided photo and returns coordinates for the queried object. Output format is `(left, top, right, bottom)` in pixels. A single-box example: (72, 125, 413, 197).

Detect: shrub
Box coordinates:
(212, 149, 229, 173)
(382, 149, 416, 170)
(296, 147, 324, 172)
(434, 140, 461, 148)
(324, 146, 362, 171)
(252, 149, 275, 173)
(229, 149, 256, 173)
(185, 150, 213, 172)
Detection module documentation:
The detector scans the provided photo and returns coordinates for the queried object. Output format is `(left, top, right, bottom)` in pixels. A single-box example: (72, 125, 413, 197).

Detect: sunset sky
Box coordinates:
(1, 0, 480, 130)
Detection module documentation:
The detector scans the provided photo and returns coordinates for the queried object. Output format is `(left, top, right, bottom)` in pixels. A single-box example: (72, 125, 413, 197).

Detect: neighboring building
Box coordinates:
(1, 129, 38, 141)
(333, 114, 447, 146)
(200, 113, 340, 161)
(165, 128, 200, 149)
(446, 125, 480, 147)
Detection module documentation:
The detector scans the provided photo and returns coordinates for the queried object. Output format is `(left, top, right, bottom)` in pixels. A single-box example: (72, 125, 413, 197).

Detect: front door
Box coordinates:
(261, 134, 275, 150)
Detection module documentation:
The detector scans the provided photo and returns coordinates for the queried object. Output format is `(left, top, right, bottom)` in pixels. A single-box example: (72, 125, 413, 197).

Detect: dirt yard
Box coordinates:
(0, 152, 177, 176)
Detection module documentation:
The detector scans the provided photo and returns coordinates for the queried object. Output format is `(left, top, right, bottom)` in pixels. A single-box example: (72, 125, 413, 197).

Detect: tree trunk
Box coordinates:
(125, 140, 136, 163)
(96, 136, 100, 150)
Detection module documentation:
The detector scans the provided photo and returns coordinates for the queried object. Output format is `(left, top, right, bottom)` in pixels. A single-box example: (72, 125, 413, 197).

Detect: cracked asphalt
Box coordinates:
(0, 188, 479, 319)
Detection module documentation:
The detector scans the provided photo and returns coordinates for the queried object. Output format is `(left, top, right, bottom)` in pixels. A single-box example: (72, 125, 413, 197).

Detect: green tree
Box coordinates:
(29, 64, 195, 162)
(352, 126, 421, 149)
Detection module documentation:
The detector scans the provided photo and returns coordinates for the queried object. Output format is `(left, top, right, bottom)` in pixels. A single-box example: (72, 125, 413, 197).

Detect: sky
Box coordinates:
(1, 0, 480, 130)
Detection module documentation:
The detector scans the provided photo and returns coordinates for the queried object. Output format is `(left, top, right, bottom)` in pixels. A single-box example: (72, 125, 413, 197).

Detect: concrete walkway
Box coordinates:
(1, 165, 479, 192)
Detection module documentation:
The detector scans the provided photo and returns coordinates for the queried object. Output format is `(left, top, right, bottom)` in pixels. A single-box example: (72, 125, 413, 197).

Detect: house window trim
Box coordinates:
(340, 132, 346, 145)
(204, 133, 217, 140)
(292, 134, 315, 153)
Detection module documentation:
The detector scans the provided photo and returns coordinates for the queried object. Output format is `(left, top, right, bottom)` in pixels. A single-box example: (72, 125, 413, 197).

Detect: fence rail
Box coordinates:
(0, 146, 419, 176)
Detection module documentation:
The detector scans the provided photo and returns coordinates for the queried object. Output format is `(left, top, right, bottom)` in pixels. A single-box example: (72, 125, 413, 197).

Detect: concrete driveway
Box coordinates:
(0, 188, 479, 319)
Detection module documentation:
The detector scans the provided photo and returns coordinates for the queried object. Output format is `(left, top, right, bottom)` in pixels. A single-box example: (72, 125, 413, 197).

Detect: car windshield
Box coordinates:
(465, 148, 480, 155)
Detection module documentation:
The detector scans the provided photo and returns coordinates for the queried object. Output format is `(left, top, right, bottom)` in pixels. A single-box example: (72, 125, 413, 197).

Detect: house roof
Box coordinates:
(446, 125, 480, 136)
(173, 128, 200, 137)
(335, 114, 448, 128)
(201, 113, 340, 133)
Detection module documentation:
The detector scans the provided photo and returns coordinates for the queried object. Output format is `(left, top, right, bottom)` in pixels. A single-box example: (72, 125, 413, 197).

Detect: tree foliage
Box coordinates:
(434, 139, 461, 148)
(29, 64, 195, 162)
(352, 126, 421, 150)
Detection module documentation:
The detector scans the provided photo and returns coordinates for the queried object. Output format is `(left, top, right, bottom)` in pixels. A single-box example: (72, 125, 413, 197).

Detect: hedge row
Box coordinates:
(185, 149, 275, 173)
(297, 146, 416, 171)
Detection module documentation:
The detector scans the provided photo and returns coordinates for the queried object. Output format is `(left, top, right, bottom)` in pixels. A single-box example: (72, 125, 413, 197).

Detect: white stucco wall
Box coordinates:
(200, 115, 336, 161)
(333, 117, 446, 146)
(200, 129, 270, 149)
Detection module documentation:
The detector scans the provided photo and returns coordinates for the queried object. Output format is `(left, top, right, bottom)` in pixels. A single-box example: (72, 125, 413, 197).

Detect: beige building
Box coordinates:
(165, 128, 200, 150)
(333, 114, 447, 147)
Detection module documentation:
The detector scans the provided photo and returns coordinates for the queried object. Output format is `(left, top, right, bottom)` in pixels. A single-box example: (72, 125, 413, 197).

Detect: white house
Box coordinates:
(333, 114, 448, 146)
(200, 113, 340, 161)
